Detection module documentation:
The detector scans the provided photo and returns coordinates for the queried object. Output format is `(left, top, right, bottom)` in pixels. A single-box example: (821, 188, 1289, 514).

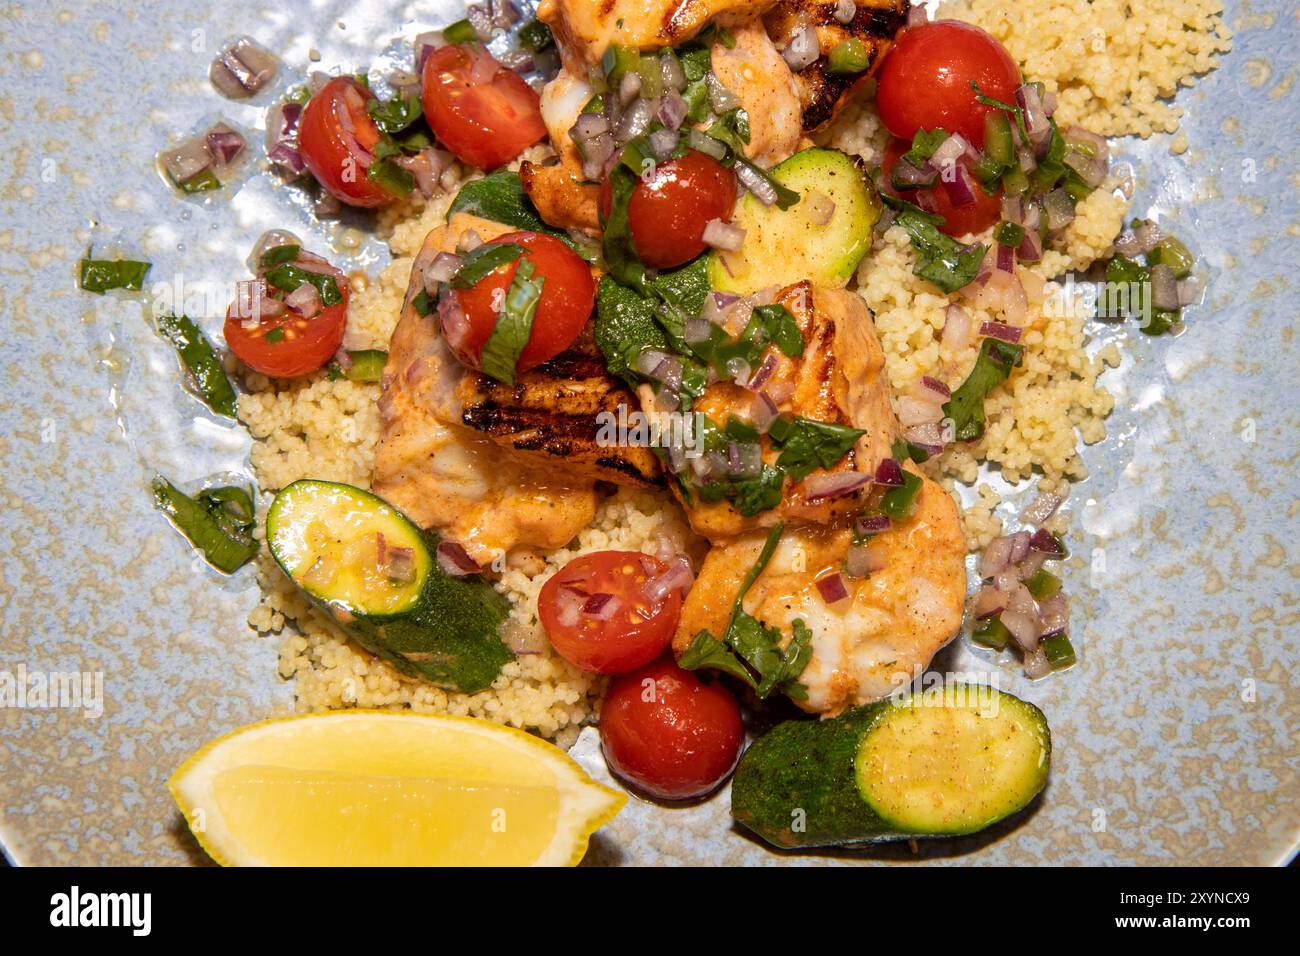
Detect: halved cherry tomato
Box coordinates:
(444, 231, 595, 375)
(538, 551, 683, 674)
(875, 20, 1021, 148)
(421, 44, 546, 171)
(881, 137, 1001, 238)
(298, 77, 398, 208)
(223, 254, 348, 378)
(599, 657, 744, 801)
(598, 149, 737, 270)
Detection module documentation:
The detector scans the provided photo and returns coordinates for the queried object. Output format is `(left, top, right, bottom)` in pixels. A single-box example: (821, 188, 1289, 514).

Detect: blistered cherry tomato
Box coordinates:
(223, 255, 349, 378)
(443, 231, 595, 375)
(538, 551, 683, 674)
(421, 44, 546, 171)
(598, 149, 737, 270)
(881, 137, 1001, 238)
(876, 20, 1021, 148)
(298, 77, 398, 208)
(599, 658, 744, 801)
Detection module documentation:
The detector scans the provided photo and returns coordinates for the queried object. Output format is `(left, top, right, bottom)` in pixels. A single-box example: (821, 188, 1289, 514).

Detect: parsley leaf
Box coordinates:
(367, 94, 423, 135)
(79, 257, 151, 294)
(263, 264, 343, 306)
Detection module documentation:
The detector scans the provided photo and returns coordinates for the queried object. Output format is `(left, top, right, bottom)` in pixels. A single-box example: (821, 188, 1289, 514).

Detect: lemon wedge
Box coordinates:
(168, 711, 624, 866)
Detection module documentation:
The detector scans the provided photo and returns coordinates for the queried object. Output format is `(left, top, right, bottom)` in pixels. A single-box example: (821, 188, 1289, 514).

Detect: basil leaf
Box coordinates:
(79, 257, 151, 294)
(155, 314, 238, 418)
(751, 304, 803, 358)
(152, 476, 258, 574)
(903, 128, 949, 168)
(327, 349, 388, 383)
(771, 418, 866, 482)
(479, 258, 543, 386)
(366, 157, 415, 197)
(707, 108, 751, 154)
(263, 264, 343, 305)
(942, 337, 1024, 441)
(449, 243, 524, 289)
(884, 196, 988, 293)
(518, 19, 553, 52)
(367, 94, 423, 135)
(258, 244, 301, 268)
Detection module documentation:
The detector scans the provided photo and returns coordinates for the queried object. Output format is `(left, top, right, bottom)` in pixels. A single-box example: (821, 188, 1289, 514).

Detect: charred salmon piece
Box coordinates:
(519, 160, 601, 237)
(457, 331, 664, 488)
(373, 213, 600, 560)
(673, 470, 966, 715)
(538, 0, 779, 73)
(391, 212, 661, 488)
(764, 0, 910, 131)
(656, 282, 900, 542)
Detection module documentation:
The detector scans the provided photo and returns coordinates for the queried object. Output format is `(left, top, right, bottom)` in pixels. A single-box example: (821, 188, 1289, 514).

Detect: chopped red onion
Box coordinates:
(899, 396, 944, 427)
(554, 587, 583, 628)
(1043, 188, 1076, 232)
(160, 137, 213, 184)
(1064, 125, 1110, 164)
(648, 127, 681, 162)
(735, 161, 778, 206)
(1028, 527, 1065, 557)
(1177, 277, 1202, 307)
(618, 70, 642, 106)
(816, 573, 850, 605)
(1007, 530, 1032, 565)
(635, 349, 672, 377)
(426, 252, 464, 288)
(1001, 194, 1023, 224)
(903, 422, 945, 454)
(702, 218, 745, 252)
(746, 353, 777, 393)
(782, 24, 821, 71)
(1063, 146, 1106, 188)
(973, 584, 1006, 619)
(907, 5, 930, 27)
(727, 441, 763, 478)
(414, 32, 442, 73)
(1022, 493, 1063, 525)
(725, 357, 752, 386)
(929, 133, 972, 172)
(1132, 220, 1164, 254)
(844, 544, 873, 578)
(285, 281, 322, 318)
(206, 126, 246, 166)
(436, 540, 481, 577)
(855, 513, 891, 536)
(1150, 263, 1180, 311)
(996, 242, 1016, 272)
(581, 592, 621, 620)
(1016, 85, 1051, 151)
(941, 163, 978, 208)
(834, 0, 857, 23)
(979, 535, 1015, 578)
(209, 37, 278, 99)
(1017, 226, 1043, 262)
(1038, 593, 1069, 637)
(706, 73, 740, 112)
(804, 471, 869, 502)
(268, 142, 305, 174)
(1022, 646, 1052, 678)
(1000, 608, 1041, 651)
(873, 457, 904, 487)
(684, 318, 712, 344)
(661, 52, 686, 92)
(942, 305, 975, 351)
(465, 4, 494, 40)
(891, 156, 937, 188)
(657, 88, 688, 130)
(749, 390, 779, 431)
(616, 97, 655, 143)
(920, 375, 951, 399)
(643, 557, 694, 604)
(395, 149, 447, 199)
(805, 191, 836, 225)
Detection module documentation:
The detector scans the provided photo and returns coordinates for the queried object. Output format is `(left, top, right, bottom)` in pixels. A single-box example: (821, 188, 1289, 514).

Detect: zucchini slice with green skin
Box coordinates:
(709, 147, 881, 294)
(731, 683, 1050, 848)
(266, 480, 513, 694)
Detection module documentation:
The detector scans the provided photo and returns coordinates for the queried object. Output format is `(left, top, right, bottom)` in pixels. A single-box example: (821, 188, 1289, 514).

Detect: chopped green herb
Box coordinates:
(883, 196, 988, 293)
(994, 221, 1025, 247)
(258, 244, 301, 268)
(517, 19, 553, 52)
(411, 290, 435, 317)
(943, 337, 1024, 441)
(79, 257, 151, 294)
(479, 258, 544, 386)
(879, 469, 922, 520)
(152, 477, 258, 574)
(449, 242, 525, 289)
(902, 128, 949, 169)
(155, 314, 237, 418)
(263, 264, 343, 306)
(367, 94, 423, 135)
(365, 157, 415, 197)
(773, 418, 866, 482)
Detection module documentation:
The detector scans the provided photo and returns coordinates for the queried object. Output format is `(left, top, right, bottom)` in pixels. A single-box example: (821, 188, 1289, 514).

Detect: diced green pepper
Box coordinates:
(443, 19, 477, 44)
(1041, 632, 1076, 668)
(880, 470, 922, 521)
(973, 616, 1012, 650)
(828, 38, 869, 74)
(1025, 568, 1062, 600)
(994, 221, 1025, 247)
(1148, 235, 1195, 279)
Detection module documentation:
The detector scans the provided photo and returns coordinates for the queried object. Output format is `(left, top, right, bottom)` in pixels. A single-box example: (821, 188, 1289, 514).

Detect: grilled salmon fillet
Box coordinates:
(538, 0, 779, 73)
(385, 213, 660, 488)
(652, 281, 899, 541)
(764, 0, 910, 131)
(673, 469, 967, 714)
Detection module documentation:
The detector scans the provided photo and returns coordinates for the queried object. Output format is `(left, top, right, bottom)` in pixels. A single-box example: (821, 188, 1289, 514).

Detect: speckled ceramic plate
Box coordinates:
(0, 0, 1295, 866)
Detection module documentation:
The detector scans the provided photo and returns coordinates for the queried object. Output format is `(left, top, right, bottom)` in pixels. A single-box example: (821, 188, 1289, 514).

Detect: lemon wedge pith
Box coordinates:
(169, 711, 625, 866)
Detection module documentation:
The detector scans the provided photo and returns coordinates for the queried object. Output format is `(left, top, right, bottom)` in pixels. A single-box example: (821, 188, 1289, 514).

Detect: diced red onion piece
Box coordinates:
(1063, 147, 1106, 188)
(746, 353, 777, 393)
(660, 53, 686, 92)
(580, 592, 621, 620)
(642, 556, 694, 604)
(804, 471, 869, 502)
(1177, 278, 1202, 307)
(427, 251, 464, 287)
(834, 0, 857, 24)
(206, 126, 246, 166)
(996, 242, 1016, 272)
(856, 513, 891, 536)
(907, 5, 930, 27)
(1007, 530, 1032, 565)
(706, 72, 740, 111)
(1028, 527, 1065, 557)
(929, 133, 971, 172)
(285, 281, 322, 318)
(782, 23, 820, 71)
(436, 540, 481, 578)
(1064, 124, 1110, 164)
(684, 318, 712, 344)
(1043, 189, 1075, 232)
(920, 375, 951, 399)
(891, 156, 937, 187)
(657, 88, 688, 130)
(615, 97, 655, 143)
(903, 422, 945, 454)
(816, 573, 850, 605)
(1016, 84, 1051, 150)
(899, 395, 944, 427)
(1017, 226, 1043, 262)
(735, 161, 778, 206)
(1022, 493, 1063, 525)
(749, 390, 779, 432)
(618, 70, 642, 106)
(979, 535, 1015, 578)
(702, 218, 745, 252)
(973, 584, 1006, 619)
(1150, 264, 1180, 311)
(684, 128, 728, 162)
(942, 304, 975, 351)
(874, 457, 904, 487)
(1038, 593, 1069, 637)
(161, 137, 213, 184)
(1022, 646, 1051, 678)
(648, 127, 681, 162)
(1001, 195, 1023, 224)
(414, 32, 442, 73)
(210, 37, 278, 99)
(1000, 608, 1041, 651)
